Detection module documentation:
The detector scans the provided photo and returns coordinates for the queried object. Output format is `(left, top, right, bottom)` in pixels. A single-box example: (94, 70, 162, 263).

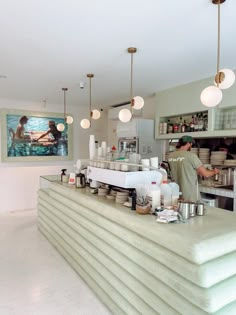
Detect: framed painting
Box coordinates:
(0, 109, 73, 162)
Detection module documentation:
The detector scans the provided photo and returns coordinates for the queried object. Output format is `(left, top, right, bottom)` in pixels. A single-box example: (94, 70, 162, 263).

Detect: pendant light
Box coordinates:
(119, 47, 144, 123)
(57, 88, 73, 132)
(201, 0, 235, 107)
(80, 74, 101, 129)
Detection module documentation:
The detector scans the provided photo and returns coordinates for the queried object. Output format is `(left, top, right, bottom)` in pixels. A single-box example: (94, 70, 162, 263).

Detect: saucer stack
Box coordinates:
(98, 187, 109, 196)
(199, 148, 210, 164)
(210, 151, 227, 166)
(115, 190, 129, 204)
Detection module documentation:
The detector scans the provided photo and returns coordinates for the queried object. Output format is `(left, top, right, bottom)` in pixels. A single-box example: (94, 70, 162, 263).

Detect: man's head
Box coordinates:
(176, 135, 193, 151)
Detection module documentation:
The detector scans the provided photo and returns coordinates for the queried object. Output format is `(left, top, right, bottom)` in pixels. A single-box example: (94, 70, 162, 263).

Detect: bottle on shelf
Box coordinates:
(181, 120, 187, 133)
(203, 114, 208, 131)
(178, 117, 183, 133)
(194, 114, 199, 132)
(198, 113, 204, 131)
(167, 120, 173, 133)
(190, 116, 194, 132)
(173, 121, 179, 133)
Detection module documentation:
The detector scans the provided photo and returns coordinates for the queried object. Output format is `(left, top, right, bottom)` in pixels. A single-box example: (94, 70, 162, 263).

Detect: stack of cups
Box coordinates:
(150, 157, 159, 170)
(89, 135, 96, 161)
(101, 141, 107, 157)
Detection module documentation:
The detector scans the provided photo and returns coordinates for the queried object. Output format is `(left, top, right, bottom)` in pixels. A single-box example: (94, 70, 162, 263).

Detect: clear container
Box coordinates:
(160, 180, 172, 207)
(150, 182, 161, 210)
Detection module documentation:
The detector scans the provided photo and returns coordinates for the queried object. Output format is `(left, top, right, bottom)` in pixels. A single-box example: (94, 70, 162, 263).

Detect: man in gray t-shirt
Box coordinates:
(168, 136, 219, 202)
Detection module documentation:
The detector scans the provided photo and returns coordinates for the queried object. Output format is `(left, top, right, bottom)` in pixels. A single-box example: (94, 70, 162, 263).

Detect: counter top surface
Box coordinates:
(43, 179, 236, 265)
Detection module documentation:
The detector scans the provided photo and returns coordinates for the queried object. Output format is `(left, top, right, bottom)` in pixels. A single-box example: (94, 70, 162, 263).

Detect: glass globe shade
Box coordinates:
(57, 123, 65, 131)
(80, 118, 90, 129)
(214, 69, 235, 89)
(66, 115, 73, 124)
(200, 86, 223, 107)
(91, 109, 101, 120)
(132, 96, 144, 110)
(118, 108, 132, 122)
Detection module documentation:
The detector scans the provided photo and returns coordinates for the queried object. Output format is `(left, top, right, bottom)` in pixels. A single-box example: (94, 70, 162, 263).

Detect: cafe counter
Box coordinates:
(37, 176, 236, 315)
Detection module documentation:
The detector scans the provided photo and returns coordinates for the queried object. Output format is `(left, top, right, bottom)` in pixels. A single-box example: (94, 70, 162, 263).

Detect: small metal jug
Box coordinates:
(189, 202, 196, 217)
(178, 202, 190, 220)
(196, 203, 205, 216)
(75, 172, 86, 188)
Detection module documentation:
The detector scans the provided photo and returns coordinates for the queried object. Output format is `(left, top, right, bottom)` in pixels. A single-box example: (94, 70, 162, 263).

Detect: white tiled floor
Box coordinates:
(0, 209, 112, 315)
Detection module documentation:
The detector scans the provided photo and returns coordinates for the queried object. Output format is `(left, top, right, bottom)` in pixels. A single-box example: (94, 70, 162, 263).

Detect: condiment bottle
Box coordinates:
(61, 169, 67, 182)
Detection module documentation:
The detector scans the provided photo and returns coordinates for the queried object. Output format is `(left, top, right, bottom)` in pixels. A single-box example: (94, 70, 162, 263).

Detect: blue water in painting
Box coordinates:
(7, 115, 68, 157)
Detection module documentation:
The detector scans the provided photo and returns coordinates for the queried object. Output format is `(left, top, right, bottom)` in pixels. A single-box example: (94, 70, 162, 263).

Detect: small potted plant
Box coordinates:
(136, 194, 151, 215)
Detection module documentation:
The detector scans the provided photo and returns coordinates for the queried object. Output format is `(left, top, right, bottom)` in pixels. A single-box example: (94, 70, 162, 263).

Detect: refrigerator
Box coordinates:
(116, 119, 163, 160)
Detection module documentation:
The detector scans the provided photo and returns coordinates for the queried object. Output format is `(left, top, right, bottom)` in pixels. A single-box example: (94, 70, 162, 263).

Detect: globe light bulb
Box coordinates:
(214, 69, 236, 89)
(66, 115, 73, 124)
(132, 96, 144, 110)
(57, 123, 65, 131)
(80, 118, 90, 129)
(91, 109, 101, 120)
(118, 108, 132, 122)
(200, 86, 223, 107)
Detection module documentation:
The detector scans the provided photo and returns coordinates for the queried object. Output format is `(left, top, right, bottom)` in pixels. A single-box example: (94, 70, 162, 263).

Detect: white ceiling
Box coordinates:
(0, 0, 235, 109)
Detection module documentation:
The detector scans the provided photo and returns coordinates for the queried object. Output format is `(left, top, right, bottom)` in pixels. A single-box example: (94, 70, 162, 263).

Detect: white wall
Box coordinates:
(0, 98, 107, 212)
(155, 76, 236, 117)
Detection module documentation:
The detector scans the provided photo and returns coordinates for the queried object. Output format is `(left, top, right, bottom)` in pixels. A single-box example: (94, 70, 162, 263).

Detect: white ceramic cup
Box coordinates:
(109, 162, 115, 170)
(115, 162, 121, 171)
(121, 163, 129, 171)
(141, 159, 150, 171)
(150, 157, 159, 168)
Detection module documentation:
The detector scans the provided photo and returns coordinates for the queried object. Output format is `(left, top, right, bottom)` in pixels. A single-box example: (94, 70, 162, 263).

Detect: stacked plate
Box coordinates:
(199, 148, 210, 164)
(210, 151, 227, 165)
(98, 187, 109, 196)
(224, 159, 236, 166)
(191, 148, 199, 156)
(115, 190, 129, 204)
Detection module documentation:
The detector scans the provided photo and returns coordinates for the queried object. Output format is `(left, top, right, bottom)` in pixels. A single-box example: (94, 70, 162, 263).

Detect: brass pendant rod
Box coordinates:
(130, 51, 133, 107)
(87, 74, 94, 128)
(216, 0, 221, 87)
(62, 88, 68, 122)
(128, 47, 137, 112)
(89, 76, 92, 126)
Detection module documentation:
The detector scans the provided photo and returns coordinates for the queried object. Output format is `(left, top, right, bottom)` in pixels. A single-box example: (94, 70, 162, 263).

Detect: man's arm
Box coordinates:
(197, 165, 220, 178)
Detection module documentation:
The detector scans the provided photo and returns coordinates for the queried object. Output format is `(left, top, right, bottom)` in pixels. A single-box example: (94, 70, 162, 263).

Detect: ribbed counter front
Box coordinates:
(37, 179, 236, 315)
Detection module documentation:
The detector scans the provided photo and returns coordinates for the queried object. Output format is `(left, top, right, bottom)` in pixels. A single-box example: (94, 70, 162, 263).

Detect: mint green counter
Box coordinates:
(37, 177, 236, 315)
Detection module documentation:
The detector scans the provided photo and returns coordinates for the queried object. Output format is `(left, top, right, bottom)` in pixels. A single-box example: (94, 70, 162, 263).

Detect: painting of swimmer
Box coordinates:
(0, 109, 73, 162)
